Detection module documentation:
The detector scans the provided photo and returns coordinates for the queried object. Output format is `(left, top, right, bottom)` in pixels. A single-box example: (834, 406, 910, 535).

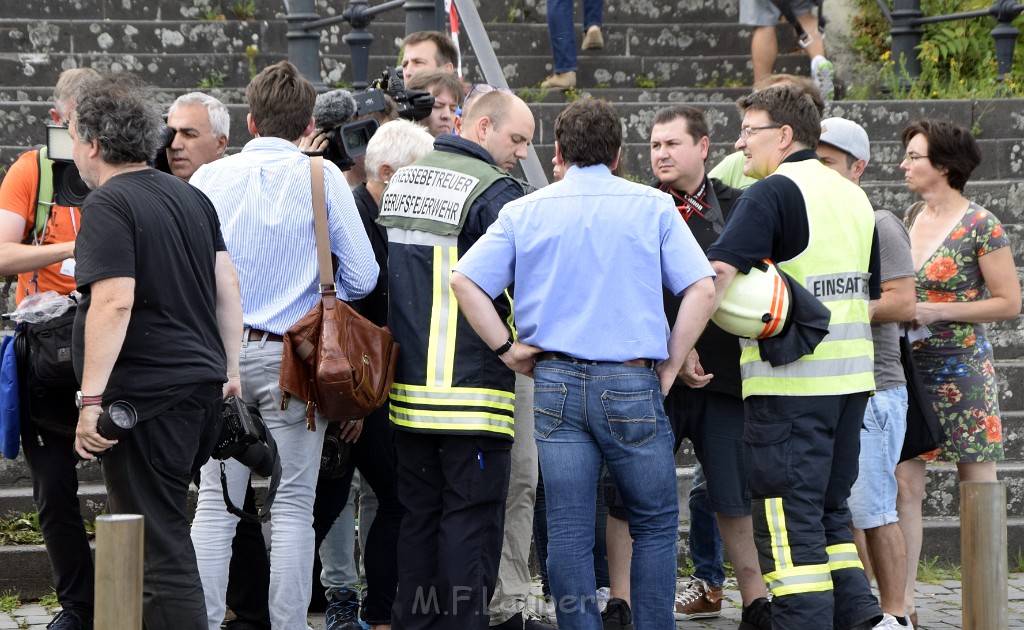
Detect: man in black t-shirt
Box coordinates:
(69, 73, 243, 630)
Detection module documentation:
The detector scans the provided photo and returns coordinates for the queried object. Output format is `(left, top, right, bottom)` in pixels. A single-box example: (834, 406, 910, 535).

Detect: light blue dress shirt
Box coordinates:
(454, 164, 714, 362)
(191, 137, 378, 335)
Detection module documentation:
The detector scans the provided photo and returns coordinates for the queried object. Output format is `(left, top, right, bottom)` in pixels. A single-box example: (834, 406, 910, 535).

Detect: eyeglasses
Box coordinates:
(456, 83, 514, 117)
(737, 125, 783, 141)
(902, 152, 929, 163)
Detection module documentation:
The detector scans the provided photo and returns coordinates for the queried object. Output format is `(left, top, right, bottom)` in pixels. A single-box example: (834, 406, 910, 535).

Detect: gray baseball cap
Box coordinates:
(819, 117, 870, 165)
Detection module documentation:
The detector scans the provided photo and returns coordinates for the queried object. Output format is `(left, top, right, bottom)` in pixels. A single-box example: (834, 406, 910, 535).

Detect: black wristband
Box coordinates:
(494, 336, 515, 356)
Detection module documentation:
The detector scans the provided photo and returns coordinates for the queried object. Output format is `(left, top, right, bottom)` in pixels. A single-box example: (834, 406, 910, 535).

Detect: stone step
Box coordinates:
(0, 49, 812, 91)
(5, 0, 287, 21)
(476, 0, 740, 25)
(0, 20, 800, 59)
(0, 19, 285, 55)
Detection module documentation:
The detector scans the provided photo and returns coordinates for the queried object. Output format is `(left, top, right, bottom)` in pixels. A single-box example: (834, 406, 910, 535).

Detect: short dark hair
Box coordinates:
(737, 85, 820, 149)
(652, 105, 708, 142)
(73, 72, 164, 165)
(757, 73, 825, 116)
(900, 119, 981, 191)
(406, 69, 466, 104)
(246, 61, 316, 140)
(554, 99, 621, 167)
(402, 31, 458, 68)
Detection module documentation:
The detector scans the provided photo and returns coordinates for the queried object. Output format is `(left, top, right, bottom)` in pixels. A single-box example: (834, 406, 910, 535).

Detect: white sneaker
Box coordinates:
(874, 613, 913, 629)
(597, 586, 611, 612)
(811, 55, 835, 101)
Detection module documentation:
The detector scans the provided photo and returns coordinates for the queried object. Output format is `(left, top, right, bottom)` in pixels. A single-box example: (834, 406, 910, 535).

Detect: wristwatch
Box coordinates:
(75, 391, 103, 409)
(493, 336, 515, 356)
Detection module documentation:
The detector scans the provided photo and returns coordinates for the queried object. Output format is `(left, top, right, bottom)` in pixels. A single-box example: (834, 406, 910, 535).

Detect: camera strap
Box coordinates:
(219, 430, 282, 524)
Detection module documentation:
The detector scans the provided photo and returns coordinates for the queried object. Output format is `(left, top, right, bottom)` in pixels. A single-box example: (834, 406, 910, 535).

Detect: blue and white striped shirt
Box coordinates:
(191, 137, 378, 334)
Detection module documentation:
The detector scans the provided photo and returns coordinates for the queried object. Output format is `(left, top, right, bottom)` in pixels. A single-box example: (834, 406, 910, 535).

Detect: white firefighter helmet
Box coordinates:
(712, 259, 791, 339)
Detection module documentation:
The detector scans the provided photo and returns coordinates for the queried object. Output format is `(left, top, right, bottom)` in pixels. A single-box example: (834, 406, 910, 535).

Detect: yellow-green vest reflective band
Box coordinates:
(739, 160, 876, 398)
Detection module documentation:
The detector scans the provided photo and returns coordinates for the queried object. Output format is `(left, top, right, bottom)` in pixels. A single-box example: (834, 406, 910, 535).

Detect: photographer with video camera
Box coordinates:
(0, 67, 99, 630)
(69, 71, 243, 630)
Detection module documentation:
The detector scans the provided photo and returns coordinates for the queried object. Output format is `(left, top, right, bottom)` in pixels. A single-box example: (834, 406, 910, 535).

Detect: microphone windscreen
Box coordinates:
(313, 89, 357, 131)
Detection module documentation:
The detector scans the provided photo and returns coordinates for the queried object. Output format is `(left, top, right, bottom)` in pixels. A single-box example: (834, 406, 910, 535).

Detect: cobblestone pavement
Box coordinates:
(2, 576, 1023, 629)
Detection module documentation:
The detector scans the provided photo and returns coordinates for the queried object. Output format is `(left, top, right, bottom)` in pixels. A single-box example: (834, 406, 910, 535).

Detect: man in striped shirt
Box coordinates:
(189, 61, 378, 630)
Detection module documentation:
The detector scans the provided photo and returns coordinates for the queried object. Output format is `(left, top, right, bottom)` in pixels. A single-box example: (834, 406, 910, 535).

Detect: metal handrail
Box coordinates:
(877, 0, 1023, 80)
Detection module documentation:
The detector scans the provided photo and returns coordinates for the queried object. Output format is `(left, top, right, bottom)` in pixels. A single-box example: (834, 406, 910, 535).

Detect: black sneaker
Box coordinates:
(739, 597, 771, 630)
(325, 589, 362, 630)
(46, 608, 92, 630)
(601, 598, 633, 630)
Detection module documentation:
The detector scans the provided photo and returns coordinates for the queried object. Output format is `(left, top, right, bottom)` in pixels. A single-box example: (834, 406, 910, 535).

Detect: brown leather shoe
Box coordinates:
(540, 71, 576, 90)
(582, 25, 604, 50)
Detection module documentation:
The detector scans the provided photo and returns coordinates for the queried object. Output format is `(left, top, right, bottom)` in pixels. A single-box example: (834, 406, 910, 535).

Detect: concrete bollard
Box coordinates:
(960, 481, 1008, 630)
(94, 514, 144, 630)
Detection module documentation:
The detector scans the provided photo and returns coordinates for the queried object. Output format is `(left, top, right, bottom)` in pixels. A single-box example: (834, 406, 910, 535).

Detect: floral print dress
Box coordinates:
(906, 202, 1008, 463)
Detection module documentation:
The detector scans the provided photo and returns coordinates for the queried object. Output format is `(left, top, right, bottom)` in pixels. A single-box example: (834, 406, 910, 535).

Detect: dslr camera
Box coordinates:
(213, 396, 276, 478)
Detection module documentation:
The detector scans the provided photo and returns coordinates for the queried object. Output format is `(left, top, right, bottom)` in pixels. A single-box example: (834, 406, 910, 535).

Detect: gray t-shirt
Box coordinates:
(873, 210, 915, 390)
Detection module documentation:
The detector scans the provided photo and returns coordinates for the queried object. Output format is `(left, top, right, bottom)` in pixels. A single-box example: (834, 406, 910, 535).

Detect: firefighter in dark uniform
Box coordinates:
(703, 85, 884, 629)
(378, 90, 536, 630)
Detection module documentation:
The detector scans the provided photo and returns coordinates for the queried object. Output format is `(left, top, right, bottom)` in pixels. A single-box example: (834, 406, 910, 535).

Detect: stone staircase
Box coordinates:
(1, 0, 1022, 598)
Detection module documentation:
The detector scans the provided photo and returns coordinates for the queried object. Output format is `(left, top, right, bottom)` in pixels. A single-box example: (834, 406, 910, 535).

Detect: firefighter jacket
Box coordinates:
(378, 135, 524, 440)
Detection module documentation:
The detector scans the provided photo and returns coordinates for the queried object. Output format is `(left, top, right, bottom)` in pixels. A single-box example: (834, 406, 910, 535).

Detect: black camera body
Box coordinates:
(214, 396, 276, 479)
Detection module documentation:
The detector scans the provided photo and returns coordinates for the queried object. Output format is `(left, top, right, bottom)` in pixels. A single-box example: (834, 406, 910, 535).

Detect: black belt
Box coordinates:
(535, 351, 655, 369)
(247, 328, 283, 343)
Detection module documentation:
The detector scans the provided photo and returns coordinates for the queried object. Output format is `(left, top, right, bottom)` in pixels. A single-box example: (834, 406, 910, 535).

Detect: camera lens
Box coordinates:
(97, 401, 138, 440)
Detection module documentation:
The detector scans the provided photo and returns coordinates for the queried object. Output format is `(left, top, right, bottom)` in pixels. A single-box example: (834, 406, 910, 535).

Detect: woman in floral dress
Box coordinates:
(895, 119, 1022, 625)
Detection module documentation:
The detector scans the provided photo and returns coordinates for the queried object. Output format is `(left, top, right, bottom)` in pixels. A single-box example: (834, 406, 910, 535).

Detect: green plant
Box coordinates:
(848, 0, 1024, 99)
(564, 86, 582, 102)
(245, 44, 259, 79)
(37, 590, 58, 609)
(594, 82, 611, 89)
(231, 0, 256, 20)
(516, 87, 549, 103)
(1013, 547, 1024, 573)
(200, 3, 225, 20)
(198, 70, 228, 89)
(0, 511, 44, 545)
(0, 591, 20, 614)
(916, 555, 961, 584)
(634, 75, 657, 89)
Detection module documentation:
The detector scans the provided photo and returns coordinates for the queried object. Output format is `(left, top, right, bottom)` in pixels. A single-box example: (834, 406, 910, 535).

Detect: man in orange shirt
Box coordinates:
(0, 67, 99, 630)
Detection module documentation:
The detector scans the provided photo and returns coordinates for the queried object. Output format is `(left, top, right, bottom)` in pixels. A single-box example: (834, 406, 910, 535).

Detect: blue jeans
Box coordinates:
(688, 463, 725, 588)
(534, 360, 677, 630)
(547, 0, 604, 73)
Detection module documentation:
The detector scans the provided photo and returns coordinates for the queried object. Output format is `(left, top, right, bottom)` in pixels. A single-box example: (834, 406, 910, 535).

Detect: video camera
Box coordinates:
(45, 123, 175, 207)
(318, 67, 435, 171)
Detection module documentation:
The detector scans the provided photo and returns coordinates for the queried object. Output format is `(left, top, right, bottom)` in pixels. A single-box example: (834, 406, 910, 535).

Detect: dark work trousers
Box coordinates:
(100, 383, 222, 630)
(745, 392, 881, 630)
(19, 419, 94, 615)
(224, 483, 271, 630)
(308, 403, 406, 625)
(391, 430, 511, 630)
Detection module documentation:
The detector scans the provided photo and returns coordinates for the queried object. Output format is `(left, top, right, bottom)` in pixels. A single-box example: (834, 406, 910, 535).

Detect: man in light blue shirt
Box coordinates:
(188, 61, 377, 630)
(451, 98, 716, 630)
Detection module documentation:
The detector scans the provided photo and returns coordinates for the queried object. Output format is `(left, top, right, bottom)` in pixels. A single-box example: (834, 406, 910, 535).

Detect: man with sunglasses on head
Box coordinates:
(378, 89, 535, 630)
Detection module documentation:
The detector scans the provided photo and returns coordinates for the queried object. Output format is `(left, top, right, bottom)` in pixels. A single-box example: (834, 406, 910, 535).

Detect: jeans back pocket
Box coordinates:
(534, 383, 568, 438)
(601, 389, 657, 447)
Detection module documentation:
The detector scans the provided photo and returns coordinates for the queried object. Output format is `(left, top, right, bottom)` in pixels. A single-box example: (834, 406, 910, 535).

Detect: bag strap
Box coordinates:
(309, 156, 335, 295)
